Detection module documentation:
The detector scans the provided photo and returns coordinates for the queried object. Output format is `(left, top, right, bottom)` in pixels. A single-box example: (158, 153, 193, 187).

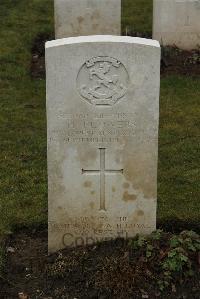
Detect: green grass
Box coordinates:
(0, 0, 54, 233)
(0, 0, 199, 239)
(122, 0, 153, 34)
(158, 76, 200, 226)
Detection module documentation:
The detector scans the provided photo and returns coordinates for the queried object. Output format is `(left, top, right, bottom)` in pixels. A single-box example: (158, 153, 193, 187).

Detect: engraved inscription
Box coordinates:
(82, 148, 123, 211)
(77, 56, 129, 106)
(49, 112, 137, 143)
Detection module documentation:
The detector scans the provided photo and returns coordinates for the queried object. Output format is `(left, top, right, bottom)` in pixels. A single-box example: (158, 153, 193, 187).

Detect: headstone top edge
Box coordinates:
(45, 35, 160, 49)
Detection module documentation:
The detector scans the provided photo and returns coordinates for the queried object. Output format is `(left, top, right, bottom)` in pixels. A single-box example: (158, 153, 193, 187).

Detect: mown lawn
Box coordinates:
(122, 0, 153, 34)
(0, 0, 54, 234)
(0, 0, 199, 240)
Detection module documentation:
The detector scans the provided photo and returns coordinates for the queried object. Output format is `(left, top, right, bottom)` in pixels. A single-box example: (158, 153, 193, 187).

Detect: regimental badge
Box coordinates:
(77, 56, 129, 106)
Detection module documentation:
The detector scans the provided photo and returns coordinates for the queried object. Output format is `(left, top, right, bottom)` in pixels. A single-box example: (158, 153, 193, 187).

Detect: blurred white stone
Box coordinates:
(153, 0, 200, 50)
(54, 0, 121, 38)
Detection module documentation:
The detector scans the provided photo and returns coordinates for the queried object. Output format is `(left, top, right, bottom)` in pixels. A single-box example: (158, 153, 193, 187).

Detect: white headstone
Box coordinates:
(153, 0, 200, 50)
(46, 36, 160, 253)
(54, 0, 121, 38)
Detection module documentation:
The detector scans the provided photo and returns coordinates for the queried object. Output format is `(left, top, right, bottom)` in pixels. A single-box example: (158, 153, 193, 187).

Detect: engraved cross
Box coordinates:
(82, 148, 123, 211)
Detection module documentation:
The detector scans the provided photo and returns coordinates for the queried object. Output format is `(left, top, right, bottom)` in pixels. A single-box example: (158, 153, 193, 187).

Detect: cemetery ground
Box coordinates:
(0, 0, 199, 298)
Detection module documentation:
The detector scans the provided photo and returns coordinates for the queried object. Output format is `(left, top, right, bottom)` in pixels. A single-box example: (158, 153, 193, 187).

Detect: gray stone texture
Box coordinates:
(46, 36, 160, 253)
(54, 0, 121, 38)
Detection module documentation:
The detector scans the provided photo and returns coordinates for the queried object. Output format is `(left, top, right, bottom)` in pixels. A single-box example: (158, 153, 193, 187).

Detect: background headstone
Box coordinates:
(46, 35, 160, 253)
(153, 0, 200, 50)
(54, 0, 121, 38)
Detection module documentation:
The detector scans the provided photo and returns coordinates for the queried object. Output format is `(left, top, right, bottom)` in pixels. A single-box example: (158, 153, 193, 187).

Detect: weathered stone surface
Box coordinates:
(54, 0, 121, 38)
(153, 0, 200, 50)
(46, 36, 160, 253)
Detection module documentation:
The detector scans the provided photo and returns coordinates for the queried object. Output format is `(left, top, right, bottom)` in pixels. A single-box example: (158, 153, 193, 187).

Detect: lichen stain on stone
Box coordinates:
(97, 222, 103, 229)
(123, 182, 130, 189)
(89, 202, 95, 209)
(83, 181, 92, 188)
(91, 190, 95, 195)
(77, 147, 97, 164)
(77, 16, 84, 24)
(123, 153, 157, 199)
(123, 191, 137, 202)
(112, 186, 116, 192)
(137, 210, 144, 216)
(91, 10, 100, 20)
(92, 24, 99, 30)
(115, 157, 120, 164)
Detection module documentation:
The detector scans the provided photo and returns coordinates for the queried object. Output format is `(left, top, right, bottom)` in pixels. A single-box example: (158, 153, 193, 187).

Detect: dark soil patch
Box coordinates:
(158, 218, 200, 234)
(30, 32, 200, 79)
(161, 46, 200, 77)
(0, 229, 199, 299)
